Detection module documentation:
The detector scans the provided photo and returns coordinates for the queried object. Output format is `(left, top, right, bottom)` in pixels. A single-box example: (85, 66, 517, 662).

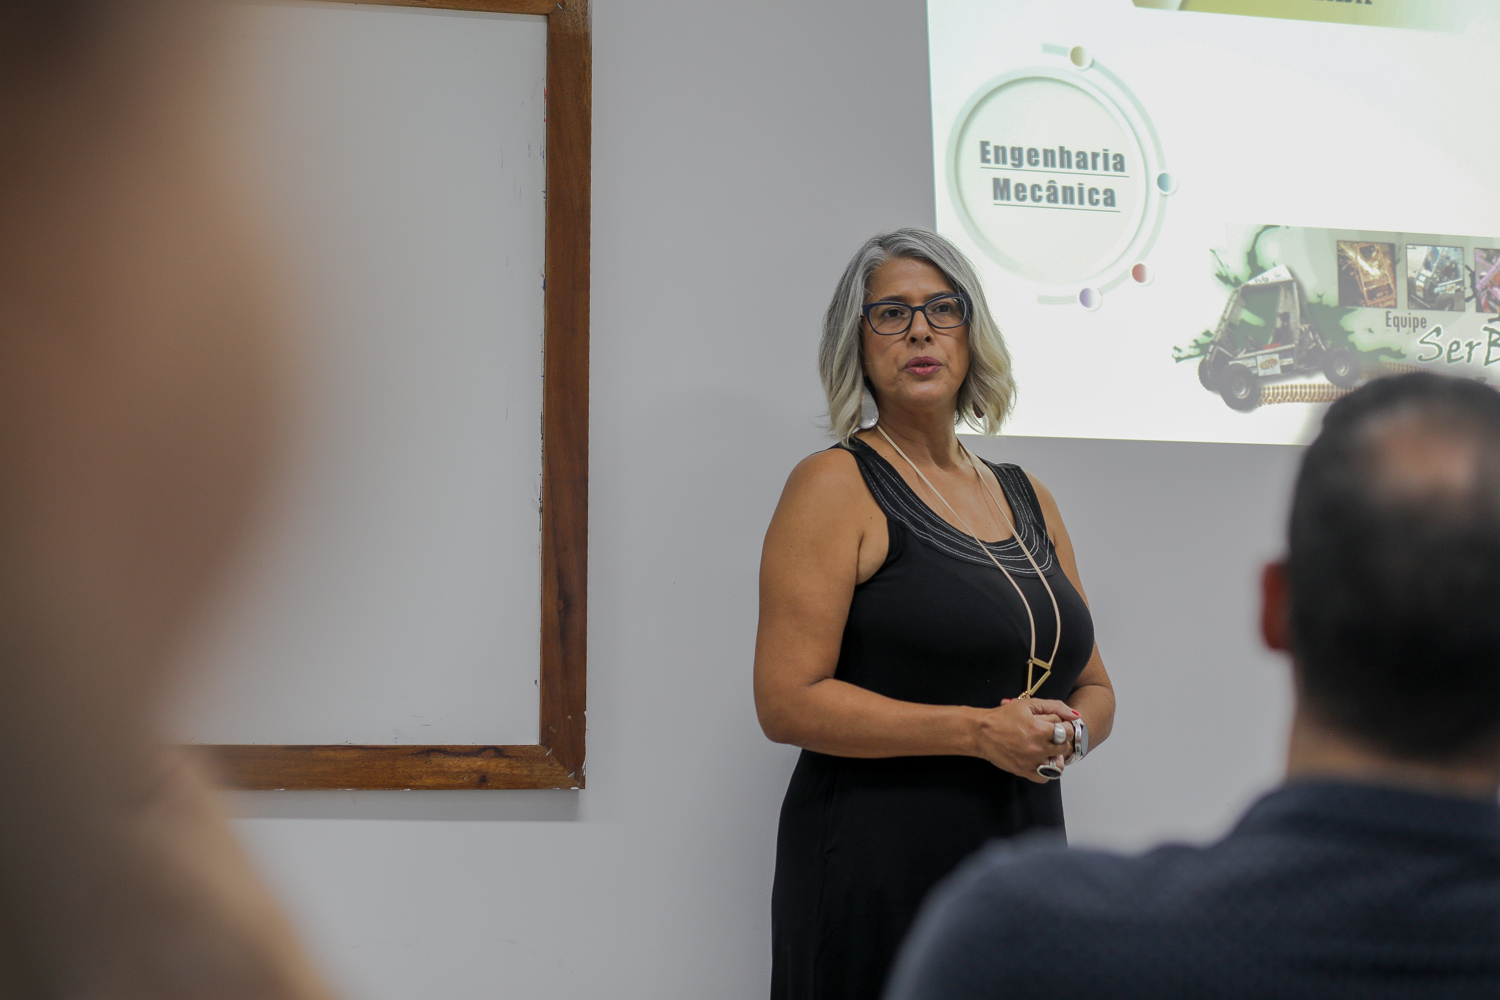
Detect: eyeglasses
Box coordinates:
(861, 292, 971, 336)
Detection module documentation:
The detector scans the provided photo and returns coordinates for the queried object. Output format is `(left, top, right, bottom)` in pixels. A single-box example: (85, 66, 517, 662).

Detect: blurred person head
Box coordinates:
(0, 0, 283, 748)
(0, 2, 331, 997)
(1264, 371, 1500, 792)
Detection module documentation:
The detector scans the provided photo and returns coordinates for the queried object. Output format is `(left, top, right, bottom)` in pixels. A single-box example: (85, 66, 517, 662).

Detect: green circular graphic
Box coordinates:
(947, 60, 1169, 298)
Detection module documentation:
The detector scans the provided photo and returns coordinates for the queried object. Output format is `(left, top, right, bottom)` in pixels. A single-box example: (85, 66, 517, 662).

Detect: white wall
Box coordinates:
(225, 1, 1301, 996)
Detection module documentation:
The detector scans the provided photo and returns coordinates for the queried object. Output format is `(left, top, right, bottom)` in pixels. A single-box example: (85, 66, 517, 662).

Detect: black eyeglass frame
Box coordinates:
(861, 291, 972, 336)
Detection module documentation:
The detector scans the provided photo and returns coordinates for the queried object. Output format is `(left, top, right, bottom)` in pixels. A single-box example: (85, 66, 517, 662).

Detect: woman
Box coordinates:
(755, 228, 1115, 1000)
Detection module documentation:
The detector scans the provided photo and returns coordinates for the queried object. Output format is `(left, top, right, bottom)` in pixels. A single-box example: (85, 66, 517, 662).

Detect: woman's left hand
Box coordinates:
(1004, 696, 1076, 759)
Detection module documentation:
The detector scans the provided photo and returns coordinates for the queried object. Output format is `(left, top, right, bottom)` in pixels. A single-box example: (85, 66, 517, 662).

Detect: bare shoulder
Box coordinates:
(766, 446, 879, 549)
(765, 447, 887, 583)
(779, 446, 867, 506)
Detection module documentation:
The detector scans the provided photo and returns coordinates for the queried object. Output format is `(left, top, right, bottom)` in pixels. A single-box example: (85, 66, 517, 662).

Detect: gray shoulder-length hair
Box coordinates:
(818, 228, 1016, 443)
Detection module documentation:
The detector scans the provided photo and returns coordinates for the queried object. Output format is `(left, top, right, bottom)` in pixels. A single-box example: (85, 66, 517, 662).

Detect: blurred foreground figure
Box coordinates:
(887, 372, 1500, 1000)
(0, 2, 335, 997)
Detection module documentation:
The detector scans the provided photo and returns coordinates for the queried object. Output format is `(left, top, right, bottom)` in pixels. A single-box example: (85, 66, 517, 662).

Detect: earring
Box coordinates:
(858, 385, 879, 430)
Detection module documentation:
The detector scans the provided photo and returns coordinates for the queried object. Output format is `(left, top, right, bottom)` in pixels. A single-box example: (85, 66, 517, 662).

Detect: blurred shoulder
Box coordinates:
(887, 837, 1214, 1000)
(912, 836, 1223, 958)
(944, 835, 1206, 916)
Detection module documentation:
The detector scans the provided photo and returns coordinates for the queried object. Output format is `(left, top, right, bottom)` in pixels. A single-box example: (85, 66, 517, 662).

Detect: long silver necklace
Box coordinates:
(874, 425, 1062, 699)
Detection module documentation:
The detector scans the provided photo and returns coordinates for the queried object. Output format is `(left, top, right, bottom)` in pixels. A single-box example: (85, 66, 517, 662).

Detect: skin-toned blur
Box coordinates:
(0, 2, 335, 996)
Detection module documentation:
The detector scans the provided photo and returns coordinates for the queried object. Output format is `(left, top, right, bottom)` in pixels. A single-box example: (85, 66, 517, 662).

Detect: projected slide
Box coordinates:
(930, 0, 1500, 444)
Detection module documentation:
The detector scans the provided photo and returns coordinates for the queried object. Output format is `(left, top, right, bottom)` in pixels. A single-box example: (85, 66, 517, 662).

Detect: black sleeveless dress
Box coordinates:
(769, 439, 1096, 1000)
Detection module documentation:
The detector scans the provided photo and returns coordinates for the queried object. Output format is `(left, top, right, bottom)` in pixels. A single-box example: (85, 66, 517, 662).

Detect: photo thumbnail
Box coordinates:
(1337, 241, 1397, 309)
(1405, 245, 1465, 311)
(1477, 248, 1500, 315)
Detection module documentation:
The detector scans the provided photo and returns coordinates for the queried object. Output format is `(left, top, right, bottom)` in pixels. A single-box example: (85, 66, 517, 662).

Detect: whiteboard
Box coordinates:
(174, 2, 548, 746)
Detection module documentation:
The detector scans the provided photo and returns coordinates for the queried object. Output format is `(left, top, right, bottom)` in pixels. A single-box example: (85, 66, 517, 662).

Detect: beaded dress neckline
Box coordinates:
(840, 437, 1056, 576)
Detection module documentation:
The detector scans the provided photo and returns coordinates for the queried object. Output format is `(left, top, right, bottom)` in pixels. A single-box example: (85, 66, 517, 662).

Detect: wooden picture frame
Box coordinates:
(201, 0, 590, 790)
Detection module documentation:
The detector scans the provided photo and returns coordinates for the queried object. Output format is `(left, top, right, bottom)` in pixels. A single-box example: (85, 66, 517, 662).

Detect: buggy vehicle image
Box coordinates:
(1197, 265, 1360, 411)
(1408, 245, 1465, 312)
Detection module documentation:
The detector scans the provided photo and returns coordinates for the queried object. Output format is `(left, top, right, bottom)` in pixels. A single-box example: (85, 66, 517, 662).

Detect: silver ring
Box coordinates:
(1051, 723, 1068, 744)
(1037, 759, 1063, 780)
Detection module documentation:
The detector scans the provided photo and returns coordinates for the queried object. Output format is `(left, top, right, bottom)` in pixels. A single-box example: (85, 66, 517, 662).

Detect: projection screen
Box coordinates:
(930, 0, 1500, 445)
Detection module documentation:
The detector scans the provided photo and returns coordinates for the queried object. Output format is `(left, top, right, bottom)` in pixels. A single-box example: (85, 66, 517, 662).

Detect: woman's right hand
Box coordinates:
(973, 698, 1079, 783)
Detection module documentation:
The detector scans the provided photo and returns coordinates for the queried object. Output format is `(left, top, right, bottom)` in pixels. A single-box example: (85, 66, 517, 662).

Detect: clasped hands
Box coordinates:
(973, 697, 1079, 784)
